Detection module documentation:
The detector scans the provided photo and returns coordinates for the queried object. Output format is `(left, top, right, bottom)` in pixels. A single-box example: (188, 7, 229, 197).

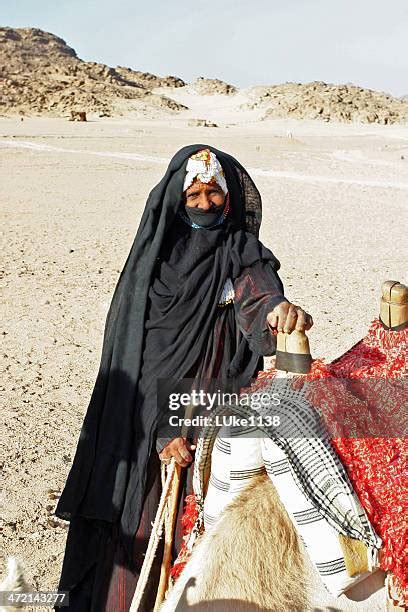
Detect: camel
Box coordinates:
(160, 474, 387, 611)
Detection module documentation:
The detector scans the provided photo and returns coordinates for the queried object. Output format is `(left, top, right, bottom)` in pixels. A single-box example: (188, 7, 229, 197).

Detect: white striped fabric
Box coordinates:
(203, 434, 375, 598)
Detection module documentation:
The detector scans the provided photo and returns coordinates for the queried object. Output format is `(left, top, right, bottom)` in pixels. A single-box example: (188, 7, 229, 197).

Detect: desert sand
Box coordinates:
(1, 28, 408, 612)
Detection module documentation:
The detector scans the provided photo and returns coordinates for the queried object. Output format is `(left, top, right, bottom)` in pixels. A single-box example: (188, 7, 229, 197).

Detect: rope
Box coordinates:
(129, 458, 177, 612)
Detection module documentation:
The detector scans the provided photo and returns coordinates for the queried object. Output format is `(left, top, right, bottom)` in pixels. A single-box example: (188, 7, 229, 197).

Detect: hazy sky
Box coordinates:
(2, 0, 408, 96)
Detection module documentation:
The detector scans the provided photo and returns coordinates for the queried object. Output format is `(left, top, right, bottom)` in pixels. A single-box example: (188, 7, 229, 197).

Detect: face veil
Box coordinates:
(55, 144, 280, 562)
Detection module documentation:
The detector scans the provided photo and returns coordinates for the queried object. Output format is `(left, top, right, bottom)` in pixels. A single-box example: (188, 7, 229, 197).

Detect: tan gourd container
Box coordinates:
(379, 281, 408, 330)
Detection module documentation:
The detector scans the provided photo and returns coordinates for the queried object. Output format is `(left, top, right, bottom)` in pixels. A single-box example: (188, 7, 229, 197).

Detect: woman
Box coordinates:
(55, 145, 312, 611)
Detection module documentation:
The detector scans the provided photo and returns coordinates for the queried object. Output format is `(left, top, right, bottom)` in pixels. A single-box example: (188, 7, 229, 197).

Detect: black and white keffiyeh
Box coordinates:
(190, 377, 382, 565)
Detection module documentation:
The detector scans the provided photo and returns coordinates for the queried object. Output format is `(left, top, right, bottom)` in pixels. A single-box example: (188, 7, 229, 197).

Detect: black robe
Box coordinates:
(55, 145, 287, 607)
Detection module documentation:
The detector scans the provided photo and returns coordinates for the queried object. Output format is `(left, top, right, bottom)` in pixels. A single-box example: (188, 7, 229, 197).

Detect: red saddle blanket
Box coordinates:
(258, 319, 407, 600)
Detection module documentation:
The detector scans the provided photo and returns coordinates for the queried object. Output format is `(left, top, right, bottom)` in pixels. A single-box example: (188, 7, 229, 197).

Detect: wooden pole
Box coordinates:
(153, 404, 195, 610)
(153, 463, 181, 610)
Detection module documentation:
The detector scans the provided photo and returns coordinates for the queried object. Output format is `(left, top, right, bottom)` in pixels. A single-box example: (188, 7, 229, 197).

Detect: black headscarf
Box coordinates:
(55, 144, 281, 558)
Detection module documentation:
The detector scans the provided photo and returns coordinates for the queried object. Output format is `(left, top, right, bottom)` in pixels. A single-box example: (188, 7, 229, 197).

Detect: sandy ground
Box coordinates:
(1, 92, 407, 610)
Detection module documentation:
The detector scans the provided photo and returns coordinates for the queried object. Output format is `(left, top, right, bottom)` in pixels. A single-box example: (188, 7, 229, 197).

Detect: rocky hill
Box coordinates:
(0, 27, 188, 117)
(191, 77, 237, 95)
(114, 66, 185, 90)
(1, 28, 406, 125)
(246, 82, 408, 124)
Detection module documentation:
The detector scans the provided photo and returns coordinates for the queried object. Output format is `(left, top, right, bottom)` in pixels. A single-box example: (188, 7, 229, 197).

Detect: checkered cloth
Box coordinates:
(189, 380, 382, 596)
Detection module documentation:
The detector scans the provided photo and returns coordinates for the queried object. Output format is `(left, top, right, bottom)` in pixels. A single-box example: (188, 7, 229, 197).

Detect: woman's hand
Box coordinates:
(267, 301, 313, 334)
(159, 437, 196, 468)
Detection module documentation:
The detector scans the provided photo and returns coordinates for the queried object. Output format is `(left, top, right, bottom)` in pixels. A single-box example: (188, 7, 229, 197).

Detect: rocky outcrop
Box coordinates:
(192, 77, 237, 95)
(0, 27, 188, 117)
(114, 66, 185, 89)
(246, 81, 408, 124)
(188, 118, 218, 127)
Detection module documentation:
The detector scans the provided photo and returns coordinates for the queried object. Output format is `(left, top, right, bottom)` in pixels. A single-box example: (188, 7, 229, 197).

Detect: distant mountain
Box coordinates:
(1, 27, 407, 125)
(0, 27, 188, 117)
(246, 81, 408, 125)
